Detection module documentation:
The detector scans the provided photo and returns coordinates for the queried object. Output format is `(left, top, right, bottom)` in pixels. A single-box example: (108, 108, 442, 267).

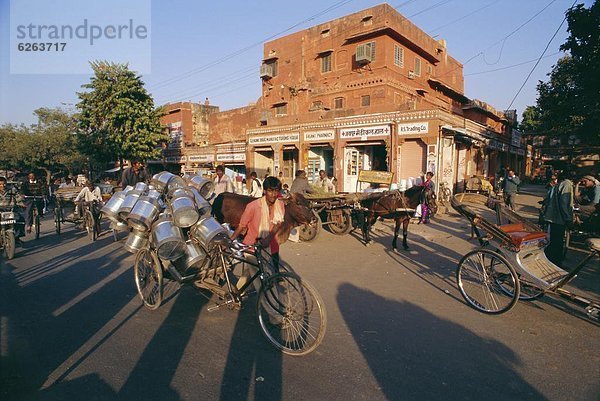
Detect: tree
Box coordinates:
(519, 105, 542, 134)
(523, 1, 600, 146)
(76, 61, 167, 167)
(0, 108, 87, 181)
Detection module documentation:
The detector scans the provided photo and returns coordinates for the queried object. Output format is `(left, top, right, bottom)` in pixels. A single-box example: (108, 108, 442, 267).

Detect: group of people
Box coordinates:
(540, 171, 599, 267)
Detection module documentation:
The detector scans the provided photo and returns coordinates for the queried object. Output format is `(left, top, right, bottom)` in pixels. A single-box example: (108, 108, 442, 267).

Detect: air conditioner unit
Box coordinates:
(356, 44, 374, 64)
(408, 71, 416, 80)
(260, 64, 273, 79)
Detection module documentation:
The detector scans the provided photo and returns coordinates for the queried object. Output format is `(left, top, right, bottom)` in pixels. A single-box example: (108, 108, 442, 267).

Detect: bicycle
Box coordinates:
(23, 195, 45, 240)
(134, 239, 327, 356)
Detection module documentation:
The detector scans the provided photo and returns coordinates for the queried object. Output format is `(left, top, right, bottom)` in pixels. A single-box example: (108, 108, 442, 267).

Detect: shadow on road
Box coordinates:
(336, 283, 548, 401)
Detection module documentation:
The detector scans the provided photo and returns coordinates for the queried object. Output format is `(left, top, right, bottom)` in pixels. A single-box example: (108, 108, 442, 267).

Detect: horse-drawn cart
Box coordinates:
(299, 170, 396, 241)
(451, 192, 599, 319)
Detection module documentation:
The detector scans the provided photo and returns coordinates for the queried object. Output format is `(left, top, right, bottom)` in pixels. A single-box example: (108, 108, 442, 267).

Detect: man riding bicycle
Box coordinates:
(21, 172, 48, 233)
(0, 176, 27, 238)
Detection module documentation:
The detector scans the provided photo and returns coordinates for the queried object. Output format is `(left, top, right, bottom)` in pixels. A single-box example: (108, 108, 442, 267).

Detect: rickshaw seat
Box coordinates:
(499, 223, 547, 248)
(586, 238, 600, 252)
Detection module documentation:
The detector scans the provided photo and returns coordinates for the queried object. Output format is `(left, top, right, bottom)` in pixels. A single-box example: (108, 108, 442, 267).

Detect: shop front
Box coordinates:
(303, 130, 335, 184)
(248, 132, 300, 181)
(184, 148, 215, 176)
(338, 125, 391, 192)
(396, 121, 433, 188)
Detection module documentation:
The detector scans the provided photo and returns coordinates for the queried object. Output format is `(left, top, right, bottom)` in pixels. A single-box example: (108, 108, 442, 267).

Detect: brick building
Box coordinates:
(181, 4, 521, 191)
(158, 100, 219, 173)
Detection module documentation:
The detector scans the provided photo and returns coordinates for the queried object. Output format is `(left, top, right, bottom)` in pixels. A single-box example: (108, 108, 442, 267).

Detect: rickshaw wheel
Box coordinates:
(84, 210, 97, 241)
(299, 211, 321, 242)
(257, 272, 327, 356)
(134, 249, 163, 310)
(456, 249, 520, 314)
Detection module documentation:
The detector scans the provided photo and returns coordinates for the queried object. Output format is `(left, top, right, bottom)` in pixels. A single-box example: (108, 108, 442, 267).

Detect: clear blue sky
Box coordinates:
(0, 0, 589, 125)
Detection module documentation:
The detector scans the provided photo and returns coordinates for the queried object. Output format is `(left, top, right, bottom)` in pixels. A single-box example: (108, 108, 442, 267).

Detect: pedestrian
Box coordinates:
(575, 175, 600, 221)
(316, 170, 335, 193)
(59, 177, 75, 189)
(542, 171, 574, 268)
(249, 171, 263, 198)
(290, 170, 314, 195)
(418, 171, 435, 224)
(213, 165, 235, 196)
(120, 161, 148, 189)
(502, 168, 520, 210)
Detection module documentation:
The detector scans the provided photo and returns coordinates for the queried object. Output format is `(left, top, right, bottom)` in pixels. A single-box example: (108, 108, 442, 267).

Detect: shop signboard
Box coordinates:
(165, 156, 186, 163)
(187, 154, 215, 163)
(167, 121, 183, 149)
(216, 153, 246, 162)
(339, 125, 390, 141)
(249, 133, 299, 145)
(358, 170, 394, 185)
(397, 122, 429, 135)
(511, 130, 522, 147)
(304, 130, 335, 141)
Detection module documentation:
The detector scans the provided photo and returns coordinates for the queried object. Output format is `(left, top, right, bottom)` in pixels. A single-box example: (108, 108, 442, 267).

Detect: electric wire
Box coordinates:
(157, 0, 449, 104)
(505, 0, 576, 110)
(148, 0, 357, 91)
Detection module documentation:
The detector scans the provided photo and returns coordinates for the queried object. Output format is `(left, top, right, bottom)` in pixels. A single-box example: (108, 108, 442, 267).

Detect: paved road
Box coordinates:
(1, 189, 598, 401)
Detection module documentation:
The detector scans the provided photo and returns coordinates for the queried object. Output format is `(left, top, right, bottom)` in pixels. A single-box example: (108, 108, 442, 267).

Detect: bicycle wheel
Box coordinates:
(257, 272, 327, 356)
(34, 213, 40, 240)
(4, 231, 15, 260)
(84, 210, 96, 241)
(54, 207, 61, 234)
(134, 249, 163, 310)
(456, 249, 520, 314)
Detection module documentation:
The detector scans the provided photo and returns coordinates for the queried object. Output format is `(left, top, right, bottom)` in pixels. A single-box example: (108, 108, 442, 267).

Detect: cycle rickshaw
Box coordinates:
(451, 192, 599, 320)
(54, 187, 101, 241)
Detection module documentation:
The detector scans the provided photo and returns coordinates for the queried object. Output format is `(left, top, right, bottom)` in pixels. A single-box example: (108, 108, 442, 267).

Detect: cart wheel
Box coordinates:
(456, 249, 520, 314)
(4, 231, 15, 260)
(54, 207, 61, 234)
(327, 210, 352, 235)
(257, 272, 326, 356)
(84, 210, 96, 241)
(299, 211, 321, 242)
(487, 247, 545, 301)
(134, 249, 163, 310)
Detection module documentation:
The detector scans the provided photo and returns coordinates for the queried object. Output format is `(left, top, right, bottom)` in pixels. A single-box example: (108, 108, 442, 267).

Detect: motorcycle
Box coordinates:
(1, 207, 24, 259)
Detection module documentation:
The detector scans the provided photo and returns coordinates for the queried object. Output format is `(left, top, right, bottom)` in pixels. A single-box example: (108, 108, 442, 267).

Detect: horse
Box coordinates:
(358, 185, 437, 251)
(211, 192, 316, 246)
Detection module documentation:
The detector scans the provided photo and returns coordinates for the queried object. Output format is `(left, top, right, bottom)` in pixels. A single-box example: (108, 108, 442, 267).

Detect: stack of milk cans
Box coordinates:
(101, 171, 231, 274)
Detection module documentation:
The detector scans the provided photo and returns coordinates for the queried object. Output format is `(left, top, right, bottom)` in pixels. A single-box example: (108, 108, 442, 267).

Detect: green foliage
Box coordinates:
(0, 108, 86, 175)
(519, 105, 542, 133)
(76, 61, 168, 164)
(524, 1, 600, 146)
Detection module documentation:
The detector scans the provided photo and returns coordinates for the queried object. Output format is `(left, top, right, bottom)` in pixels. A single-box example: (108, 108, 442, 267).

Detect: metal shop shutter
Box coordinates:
(400, 139, 427, 181)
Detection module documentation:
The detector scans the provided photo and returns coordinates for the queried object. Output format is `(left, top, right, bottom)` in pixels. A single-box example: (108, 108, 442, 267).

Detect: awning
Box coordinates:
(308, 143, 333, 148)
(253, 146, 274, 152)
(282, 144, 298, 151)
(441, 125, 487, 145)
